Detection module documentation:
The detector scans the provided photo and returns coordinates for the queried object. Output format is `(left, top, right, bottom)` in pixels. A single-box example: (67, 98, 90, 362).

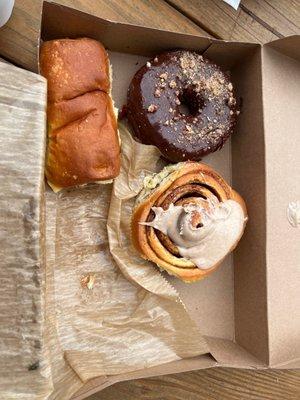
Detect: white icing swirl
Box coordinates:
(287, 201, 300, 228)
(142, 199, 246, 270)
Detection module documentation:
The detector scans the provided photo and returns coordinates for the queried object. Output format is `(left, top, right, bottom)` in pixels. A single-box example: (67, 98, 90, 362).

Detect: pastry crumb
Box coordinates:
(147, 104, 158, 113)
(81, 274, 96, 290)
(159, 72, 168, 80)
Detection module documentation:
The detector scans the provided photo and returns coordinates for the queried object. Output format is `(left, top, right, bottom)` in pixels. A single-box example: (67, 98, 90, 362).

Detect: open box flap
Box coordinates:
(72, 355, 216, 400)
(265, 35, 300, 62)
(203, 41, 260, 70)
(41, 1, 213, 61)
(206, 337, 267, 368)
(262, 37, 300, 368)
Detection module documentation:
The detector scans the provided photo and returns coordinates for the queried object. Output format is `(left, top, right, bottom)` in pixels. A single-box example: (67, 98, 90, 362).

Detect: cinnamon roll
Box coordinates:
(131, 162, 247, 282)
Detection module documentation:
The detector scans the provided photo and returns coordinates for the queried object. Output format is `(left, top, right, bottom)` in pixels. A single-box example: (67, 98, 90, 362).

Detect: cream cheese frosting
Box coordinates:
(142, 199, 246, 270)
(287, 201, 300, 228)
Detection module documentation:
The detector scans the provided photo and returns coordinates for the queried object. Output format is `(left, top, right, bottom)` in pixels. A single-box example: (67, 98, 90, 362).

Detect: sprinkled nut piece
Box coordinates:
(81, 274, 96, 290)
(148, 104, 158, 113)
(185, 125, 193, 132)
(159, 73, 168, 80)
(146, 61, 151, 68)
(169, 80, 177, 88)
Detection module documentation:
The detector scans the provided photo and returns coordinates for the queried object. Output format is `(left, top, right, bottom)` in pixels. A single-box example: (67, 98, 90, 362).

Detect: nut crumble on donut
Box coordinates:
(127, 50, 239, 162)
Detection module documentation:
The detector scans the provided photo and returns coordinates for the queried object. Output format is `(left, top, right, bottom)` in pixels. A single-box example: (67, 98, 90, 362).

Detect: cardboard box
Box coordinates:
(1, 1, 299, 399)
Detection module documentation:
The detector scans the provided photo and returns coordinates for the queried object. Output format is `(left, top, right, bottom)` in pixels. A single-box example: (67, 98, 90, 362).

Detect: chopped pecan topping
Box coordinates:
(147, 104, 158, 113)
(159, 72, 168, 80)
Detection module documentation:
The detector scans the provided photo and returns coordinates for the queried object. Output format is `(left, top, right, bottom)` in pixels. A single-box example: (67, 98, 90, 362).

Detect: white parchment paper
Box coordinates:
(0, 59, 208, 399)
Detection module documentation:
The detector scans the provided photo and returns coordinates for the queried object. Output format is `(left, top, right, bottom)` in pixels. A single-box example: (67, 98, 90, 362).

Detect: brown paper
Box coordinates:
(44, 122, 208, 387)
(0, 61, 52, 399)
(0, 58, 208, 399)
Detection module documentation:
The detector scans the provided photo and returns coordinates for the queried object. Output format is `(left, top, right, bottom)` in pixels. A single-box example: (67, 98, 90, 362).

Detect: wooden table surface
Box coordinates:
(1, 1, 299, 399)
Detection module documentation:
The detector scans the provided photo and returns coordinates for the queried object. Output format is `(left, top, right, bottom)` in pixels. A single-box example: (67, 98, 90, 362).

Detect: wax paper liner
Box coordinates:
(0, 59, 208, 399)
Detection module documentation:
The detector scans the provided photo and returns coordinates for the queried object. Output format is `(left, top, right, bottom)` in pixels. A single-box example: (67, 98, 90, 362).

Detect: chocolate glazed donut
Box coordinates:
(127, 50, 239, 162)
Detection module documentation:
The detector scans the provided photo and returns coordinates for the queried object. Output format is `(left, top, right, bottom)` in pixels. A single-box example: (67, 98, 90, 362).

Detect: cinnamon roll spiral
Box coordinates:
(132, 162, 247, 282)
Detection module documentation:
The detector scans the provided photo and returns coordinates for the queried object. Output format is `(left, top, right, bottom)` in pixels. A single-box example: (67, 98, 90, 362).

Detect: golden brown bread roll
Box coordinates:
(40, 38, 120, 190)
(132, 162, 247, 282)
(41, 38, 110, 102)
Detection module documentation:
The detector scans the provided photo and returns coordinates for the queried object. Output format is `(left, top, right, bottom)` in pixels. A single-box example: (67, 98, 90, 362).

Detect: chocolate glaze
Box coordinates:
(127, 50, 238, 162)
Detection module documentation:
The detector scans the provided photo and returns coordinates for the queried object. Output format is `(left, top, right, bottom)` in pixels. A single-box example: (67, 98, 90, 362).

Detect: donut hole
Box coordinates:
(178, 88, 205, 117)
(178, 101, 192, 116)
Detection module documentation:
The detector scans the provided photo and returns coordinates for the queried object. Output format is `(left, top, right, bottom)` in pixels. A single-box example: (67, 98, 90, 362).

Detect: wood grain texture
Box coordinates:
(88, 368, 300, 400)
(0, 0, 208, 72)
(240, 0, 300, 37)
(0, 0, 41, 70)
(166, 0, 300, 43)
(266, 0, 300, 30)
(0, 1, 299, 400)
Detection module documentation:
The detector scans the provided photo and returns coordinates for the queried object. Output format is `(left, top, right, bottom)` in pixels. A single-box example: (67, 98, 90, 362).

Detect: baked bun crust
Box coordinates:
(131, 162, 247, 282)
(41, 38, 110, 102)
(40, 38, 120, 190)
